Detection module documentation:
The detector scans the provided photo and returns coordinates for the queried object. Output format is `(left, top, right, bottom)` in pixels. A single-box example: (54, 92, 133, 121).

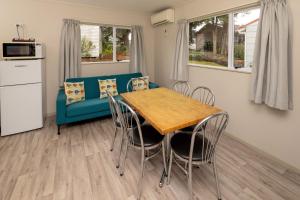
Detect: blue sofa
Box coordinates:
(56, 72, 159, 134)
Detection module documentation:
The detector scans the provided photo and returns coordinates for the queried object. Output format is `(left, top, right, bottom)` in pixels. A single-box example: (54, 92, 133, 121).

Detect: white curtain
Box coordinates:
(59, 19, 81, 87)
(250, 0, 293, 110)
(171, 19, 189, 81)
(129, 25, 147, 74)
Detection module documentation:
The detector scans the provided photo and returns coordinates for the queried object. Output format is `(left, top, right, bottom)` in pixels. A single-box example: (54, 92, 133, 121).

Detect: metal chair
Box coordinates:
(116, 100, 167, 200)
(190, 86, 215, 106)
(181, 86, 215, 132)
(126, 77, 149, 92)
(106, 92, 145, 168)
(167, 112, 229, 200)
(172, 81, 190, 96)
(107, 91, 120, 152)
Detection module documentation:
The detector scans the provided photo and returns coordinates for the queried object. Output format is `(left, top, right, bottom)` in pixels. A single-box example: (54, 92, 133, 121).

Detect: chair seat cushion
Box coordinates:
(132, 124, 164, 147)
(180, 125, 196, 132)
(171, 132, 212, 161)
(180, 123, 206, 132)
(67, 95, 122, 117)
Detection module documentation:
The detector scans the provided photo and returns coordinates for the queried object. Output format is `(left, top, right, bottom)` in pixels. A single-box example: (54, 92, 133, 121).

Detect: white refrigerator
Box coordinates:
(0, 59, 45, 136)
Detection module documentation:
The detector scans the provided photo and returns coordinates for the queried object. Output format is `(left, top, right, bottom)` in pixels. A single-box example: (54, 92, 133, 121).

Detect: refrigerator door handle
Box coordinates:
(15, 65, 28, 68)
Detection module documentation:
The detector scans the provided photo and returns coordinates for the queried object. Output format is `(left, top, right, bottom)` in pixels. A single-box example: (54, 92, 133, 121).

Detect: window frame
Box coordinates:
(188, 3, 260, 73)
(80, 22, 131, 64)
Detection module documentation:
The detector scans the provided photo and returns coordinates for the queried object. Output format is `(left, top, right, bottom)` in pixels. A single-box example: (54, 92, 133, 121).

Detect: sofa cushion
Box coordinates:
(98, 79, 118, 99)
(132, 76, 149, 91)
(64, 81, 85, 105)
(66, 95, 122, 117)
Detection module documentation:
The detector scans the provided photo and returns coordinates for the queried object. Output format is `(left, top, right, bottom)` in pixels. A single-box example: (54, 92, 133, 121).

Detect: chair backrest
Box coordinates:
(126, 78, 148, 92)
(115, 100, 145, 149)
(189, 112, 229, 163)
(172, 81, 190, 96)
(107, 91, 119, 127)
(191, 86, 215, 106)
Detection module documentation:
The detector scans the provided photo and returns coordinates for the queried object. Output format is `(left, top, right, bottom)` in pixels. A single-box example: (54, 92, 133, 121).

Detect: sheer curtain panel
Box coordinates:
(250, 0, 293, 110)
(59, 19, 81, 86)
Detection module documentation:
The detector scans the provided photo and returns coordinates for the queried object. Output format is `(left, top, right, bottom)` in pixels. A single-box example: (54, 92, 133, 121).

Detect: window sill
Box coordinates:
(82, 60, 130, 65)
(188, 63, 252, 74)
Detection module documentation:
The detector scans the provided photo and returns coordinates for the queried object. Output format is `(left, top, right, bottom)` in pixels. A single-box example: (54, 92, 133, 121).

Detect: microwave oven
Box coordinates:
(2, 42, 44, 60)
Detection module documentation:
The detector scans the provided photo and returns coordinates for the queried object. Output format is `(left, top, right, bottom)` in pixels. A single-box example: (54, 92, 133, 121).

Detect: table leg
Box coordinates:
(159, 133, 171, 187)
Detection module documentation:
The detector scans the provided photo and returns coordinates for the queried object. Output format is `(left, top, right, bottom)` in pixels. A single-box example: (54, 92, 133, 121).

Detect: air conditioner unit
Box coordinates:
(151, 9, 175, 27)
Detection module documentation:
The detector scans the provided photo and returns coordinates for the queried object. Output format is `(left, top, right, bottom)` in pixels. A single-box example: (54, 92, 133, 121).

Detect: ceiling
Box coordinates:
(51, 0, 192, 13)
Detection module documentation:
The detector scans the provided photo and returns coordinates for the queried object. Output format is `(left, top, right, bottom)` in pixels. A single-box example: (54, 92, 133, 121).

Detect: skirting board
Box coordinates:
(46, 113, 56, 121)
(226, 132, 300, 173)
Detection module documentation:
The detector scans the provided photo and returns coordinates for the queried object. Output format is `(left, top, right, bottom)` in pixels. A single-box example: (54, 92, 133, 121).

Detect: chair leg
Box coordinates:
(116, 130, 125, 169)
(57, 125, 61, 135)
(188, 162, 193, 200)
(167, 150, 173, 184)
(162, 142, 167, 175)
(212, 159, 222, 200)
(120, 138, 129, 176)
(110, 127, 118, 151)
(137, 155, 145, 200)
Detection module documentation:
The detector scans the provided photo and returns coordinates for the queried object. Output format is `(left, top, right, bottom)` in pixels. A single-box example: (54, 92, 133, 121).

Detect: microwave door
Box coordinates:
(3, 43, 36, 58)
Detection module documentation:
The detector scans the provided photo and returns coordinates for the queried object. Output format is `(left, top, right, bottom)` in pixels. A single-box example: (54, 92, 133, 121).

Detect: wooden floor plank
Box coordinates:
(0, 117, 299, 200)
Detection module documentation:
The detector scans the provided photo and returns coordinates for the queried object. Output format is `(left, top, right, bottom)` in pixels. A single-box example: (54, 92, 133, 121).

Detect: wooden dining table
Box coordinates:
(121, 87, 222, 186)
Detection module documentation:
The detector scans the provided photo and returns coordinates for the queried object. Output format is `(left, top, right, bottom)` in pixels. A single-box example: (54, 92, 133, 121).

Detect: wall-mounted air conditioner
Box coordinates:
(151, 8, 175, 27)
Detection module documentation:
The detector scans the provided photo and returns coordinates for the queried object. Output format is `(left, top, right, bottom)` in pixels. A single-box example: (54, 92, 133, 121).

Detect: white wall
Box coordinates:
(154, 0, 300, 169)
(0, 0, 155, 115)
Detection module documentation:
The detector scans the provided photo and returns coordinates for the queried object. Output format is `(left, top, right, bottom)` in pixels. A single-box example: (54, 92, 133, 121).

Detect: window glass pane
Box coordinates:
(234, 8, 260, 68)
(116, 28, 131, 61)
(100, 26, 113, 61)
(80, 25, 113, 62)
(81, 25, 99, 61)
(189, 14, 229, 67)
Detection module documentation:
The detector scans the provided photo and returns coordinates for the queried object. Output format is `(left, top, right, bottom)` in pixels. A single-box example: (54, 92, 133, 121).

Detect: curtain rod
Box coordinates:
(188, 1, 261, 22)
(80, 21, 132, 28)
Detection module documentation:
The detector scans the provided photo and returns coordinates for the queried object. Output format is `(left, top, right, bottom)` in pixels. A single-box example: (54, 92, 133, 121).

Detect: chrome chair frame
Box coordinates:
(116, 100, 167, 200)
(180, 86, 215, 133)
(126, 77, 149, 92)
(107, 91, 134, 169)
(107, 91, 121, 152)
(172, 81, 190, 96)
(167, 112, 229, 200)
(190, 86, 215, 106)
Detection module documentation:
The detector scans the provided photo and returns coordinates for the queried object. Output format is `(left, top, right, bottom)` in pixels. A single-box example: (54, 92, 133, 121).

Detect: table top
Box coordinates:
(121, 87, 222, 135)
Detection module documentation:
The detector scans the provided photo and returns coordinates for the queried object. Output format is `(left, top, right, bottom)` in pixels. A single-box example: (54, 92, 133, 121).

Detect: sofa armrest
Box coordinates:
(149, 82, 159, 89)
(56, 89, 67, 125)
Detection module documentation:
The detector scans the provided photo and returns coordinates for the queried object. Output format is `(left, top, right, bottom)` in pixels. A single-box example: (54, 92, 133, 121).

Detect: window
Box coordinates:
(80, 24, 131, 63)
(189, 6, 260, 71)
(233, 8, 260, 68)
(189, 15, 229, 67)
(116, 28, 131, 61)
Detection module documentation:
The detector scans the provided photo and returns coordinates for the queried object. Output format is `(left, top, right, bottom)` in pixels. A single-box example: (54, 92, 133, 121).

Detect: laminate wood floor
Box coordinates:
(0, 117, 299, 200)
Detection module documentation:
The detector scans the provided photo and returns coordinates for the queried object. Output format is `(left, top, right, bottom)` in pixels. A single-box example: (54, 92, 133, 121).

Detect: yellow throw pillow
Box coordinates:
(64, 81, 85, 105)
(132, 76, 149, 91)
(98, 79, 118, 99)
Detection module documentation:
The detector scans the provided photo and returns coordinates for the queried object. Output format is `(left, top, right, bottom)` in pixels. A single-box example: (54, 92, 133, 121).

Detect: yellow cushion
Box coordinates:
(132, 76, 149, 91)
(64, 81, 85, 105)
(98, 79, 118, 99)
